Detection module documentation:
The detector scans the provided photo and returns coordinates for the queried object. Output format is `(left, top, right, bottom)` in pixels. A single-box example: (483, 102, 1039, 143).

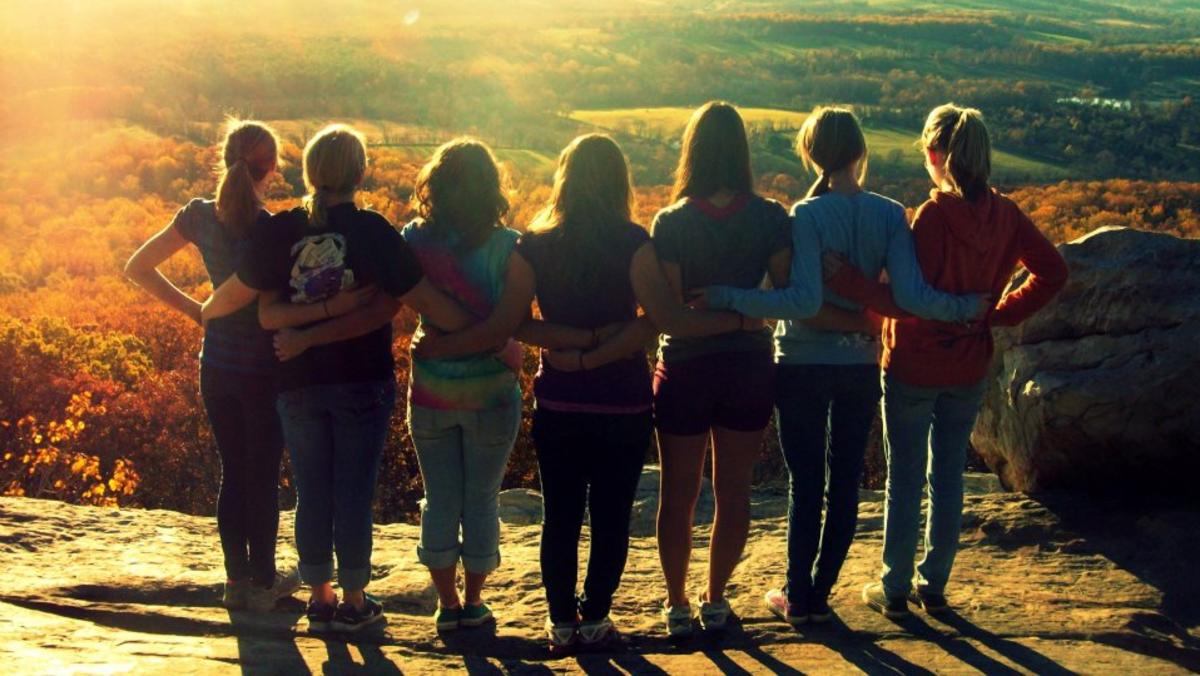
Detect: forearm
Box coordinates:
(515, 319, 594, 350)
(297, 298, 399, 348)
(991, 226, 1068, 327)
(130, 270, 201, 321)
(581, 317, 658, 369)
(706, 284, 821, 321)
(801, 303, 872, 333)
(259, 297, 335, 330)
(827, 268, 910, 319)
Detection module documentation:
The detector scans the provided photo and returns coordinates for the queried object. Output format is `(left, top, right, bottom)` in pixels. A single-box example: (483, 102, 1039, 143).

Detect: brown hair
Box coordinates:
(922, 103, 991, 202)
(671, 101, 754, 202)
(214, 119, 279, 238)
(302, 124, 368, 229)
(797, 107, 868, 199)
(529, 134, 635, 291)
(411, 138, 509, 249)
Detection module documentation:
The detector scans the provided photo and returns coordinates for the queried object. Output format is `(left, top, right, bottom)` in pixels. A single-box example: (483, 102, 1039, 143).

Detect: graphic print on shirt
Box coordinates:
(288, 233, 356, 303)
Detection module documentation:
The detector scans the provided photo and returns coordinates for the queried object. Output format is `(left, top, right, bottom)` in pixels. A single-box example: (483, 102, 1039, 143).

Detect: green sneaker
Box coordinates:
(434, 605, 462, 631)
(222, 579, 249, 610)
(459, 602, 494, 627)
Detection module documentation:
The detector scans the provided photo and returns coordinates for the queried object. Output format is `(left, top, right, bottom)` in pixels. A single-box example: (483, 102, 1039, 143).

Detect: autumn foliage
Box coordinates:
(1, 122, 1197, 521)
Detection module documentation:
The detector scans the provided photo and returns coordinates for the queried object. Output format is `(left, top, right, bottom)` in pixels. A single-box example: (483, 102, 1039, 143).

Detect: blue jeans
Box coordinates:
(775, 363, 880, 606)
(880, 371, 985, 598)
(276, 380, 396, 591)
(409, 403, 520, 574)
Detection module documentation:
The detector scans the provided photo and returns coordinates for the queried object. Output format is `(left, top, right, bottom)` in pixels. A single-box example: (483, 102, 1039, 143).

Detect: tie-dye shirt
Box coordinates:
(401, 220, 522, 411)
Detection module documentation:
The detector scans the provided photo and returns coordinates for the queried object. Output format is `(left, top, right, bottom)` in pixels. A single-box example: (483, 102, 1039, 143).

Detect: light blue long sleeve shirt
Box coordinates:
(706, 191, 980, 365)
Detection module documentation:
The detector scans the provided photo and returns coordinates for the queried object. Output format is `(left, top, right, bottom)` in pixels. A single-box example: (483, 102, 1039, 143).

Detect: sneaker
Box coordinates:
(764, 588, 807, 627)
(807, 595, 833, 624)
(862, 583, 910, 620)
(306, 598, 337, 633)
(459, 602, 494, 628)
(331, 594, 385, 632)
(245, 569, 302, 612)
(578, 616, 621, 651)
(697, 595, 732, 632)
(222, 579, 249, 610)
(546, 618, 578, 656)
(661, 603, 694, 638)
(434, 605, 462, 631)
(909, 588, 950, 615)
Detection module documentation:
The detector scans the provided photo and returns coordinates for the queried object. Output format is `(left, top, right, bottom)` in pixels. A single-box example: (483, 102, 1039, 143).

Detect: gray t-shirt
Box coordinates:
(651, 193, 790, 363)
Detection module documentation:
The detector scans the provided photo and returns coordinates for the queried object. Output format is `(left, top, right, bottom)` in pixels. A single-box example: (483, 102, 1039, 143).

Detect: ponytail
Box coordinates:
(796, 107, 868, 200)
(922, 104, 991, 202)
(214, 119, 280, 239)
(806, 172, 832, 199)
(301, 124, 368, 230)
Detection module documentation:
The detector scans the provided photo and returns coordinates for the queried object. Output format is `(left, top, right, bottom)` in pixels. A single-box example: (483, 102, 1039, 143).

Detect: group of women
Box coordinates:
(126, 99, 1067, 649)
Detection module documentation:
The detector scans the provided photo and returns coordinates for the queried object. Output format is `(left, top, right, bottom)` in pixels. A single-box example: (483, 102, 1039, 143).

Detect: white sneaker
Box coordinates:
(246, 568, 301, 612)
(662, 603, 694, 638)
(697, 595, 732, 632)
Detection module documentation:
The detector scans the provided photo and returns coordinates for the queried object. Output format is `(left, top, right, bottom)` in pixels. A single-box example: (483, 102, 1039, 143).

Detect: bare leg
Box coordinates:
(464, 571, 488, 606)
(311, 581, 337, 606)
(656, 431, 708, 608)
(430, 565, 462, 609)
(706, 426, 764, 603)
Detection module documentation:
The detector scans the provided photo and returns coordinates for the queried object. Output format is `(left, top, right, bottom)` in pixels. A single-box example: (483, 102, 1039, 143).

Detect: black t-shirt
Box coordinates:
(516, 221, 653, 411)
(239, 203, 424, 392)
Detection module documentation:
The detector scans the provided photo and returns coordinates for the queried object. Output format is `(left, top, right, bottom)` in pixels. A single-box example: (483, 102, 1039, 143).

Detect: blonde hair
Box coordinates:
(214, 119, 279, 238)
(922, 103, 991, 202)
(302, 124, 368, 228)
(797, 107, 868, 199)
(411, 137, 509, 249)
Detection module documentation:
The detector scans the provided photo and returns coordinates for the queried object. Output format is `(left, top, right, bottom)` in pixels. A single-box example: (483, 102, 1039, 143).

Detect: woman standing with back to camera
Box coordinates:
(847, 105, 1068, 618)
(652, 101, 792, 637)
(125, 120, 304, 613)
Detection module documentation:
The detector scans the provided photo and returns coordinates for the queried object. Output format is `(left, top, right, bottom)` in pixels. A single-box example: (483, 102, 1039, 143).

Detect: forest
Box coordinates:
(0, 0, 1197, 521)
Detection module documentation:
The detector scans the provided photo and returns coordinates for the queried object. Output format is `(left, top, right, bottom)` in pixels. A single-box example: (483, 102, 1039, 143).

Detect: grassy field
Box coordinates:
(572, 107, 1069, 182)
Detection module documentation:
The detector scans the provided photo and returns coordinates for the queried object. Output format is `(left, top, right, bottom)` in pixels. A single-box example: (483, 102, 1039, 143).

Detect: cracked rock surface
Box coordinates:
(3, 482, 1198, 674)
(974, 226, 1200, 492)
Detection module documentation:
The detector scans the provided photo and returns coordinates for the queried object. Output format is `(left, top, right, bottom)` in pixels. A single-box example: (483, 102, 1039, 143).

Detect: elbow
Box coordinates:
(257, 307, 282, 331)
(123, 256, 147, 282)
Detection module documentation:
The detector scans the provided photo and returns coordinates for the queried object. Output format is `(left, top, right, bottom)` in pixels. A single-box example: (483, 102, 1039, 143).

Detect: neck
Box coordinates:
(827, 169, 861, 195)
(706, 188, 737, 207)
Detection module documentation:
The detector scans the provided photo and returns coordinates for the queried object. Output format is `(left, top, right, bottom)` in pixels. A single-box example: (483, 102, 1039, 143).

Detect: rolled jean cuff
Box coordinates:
(338, 565, 372, 592)
(417, 543, 461, 570)
(461, 550, 501, 575)
(299, 560, 334, 586)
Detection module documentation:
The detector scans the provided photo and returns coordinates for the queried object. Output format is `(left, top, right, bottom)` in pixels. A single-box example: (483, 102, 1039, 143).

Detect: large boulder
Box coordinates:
(973, 226, 1200, 492)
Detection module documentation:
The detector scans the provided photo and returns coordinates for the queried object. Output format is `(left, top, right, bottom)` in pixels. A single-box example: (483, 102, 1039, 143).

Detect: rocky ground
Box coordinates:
(2, 477, 1199, 674)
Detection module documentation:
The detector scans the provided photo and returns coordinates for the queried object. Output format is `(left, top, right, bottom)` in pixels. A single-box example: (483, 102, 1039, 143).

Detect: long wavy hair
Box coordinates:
(411, 137, 509, 249)
(214, 119, 279, 238)
(528, 134, 635, 292)
(671, 101, 754, 202)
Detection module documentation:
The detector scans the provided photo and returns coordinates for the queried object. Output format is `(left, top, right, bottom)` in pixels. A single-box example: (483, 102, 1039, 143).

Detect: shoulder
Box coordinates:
(267, 206, 308, 228)
(748, 194, 788, 219)
(172, 197, 215, 236)
(651, 198, 692, 232)
(494, 225, 520, 246)
(911, 196, 944, 228)
(864, 191, 906, 215)
(355, 207, 396, 231)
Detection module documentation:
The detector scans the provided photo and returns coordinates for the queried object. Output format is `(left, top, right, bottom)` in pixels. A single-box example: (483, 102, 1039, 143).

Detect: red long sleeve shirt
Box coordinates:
(830, 188, 1068, 387)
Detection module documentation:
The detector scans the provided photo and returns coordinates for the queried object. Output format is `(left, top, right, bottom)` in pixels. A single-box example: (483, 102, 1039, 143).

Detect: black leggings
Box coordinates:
(533, 408, 652, 624)
(200, 365, 285, 586)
